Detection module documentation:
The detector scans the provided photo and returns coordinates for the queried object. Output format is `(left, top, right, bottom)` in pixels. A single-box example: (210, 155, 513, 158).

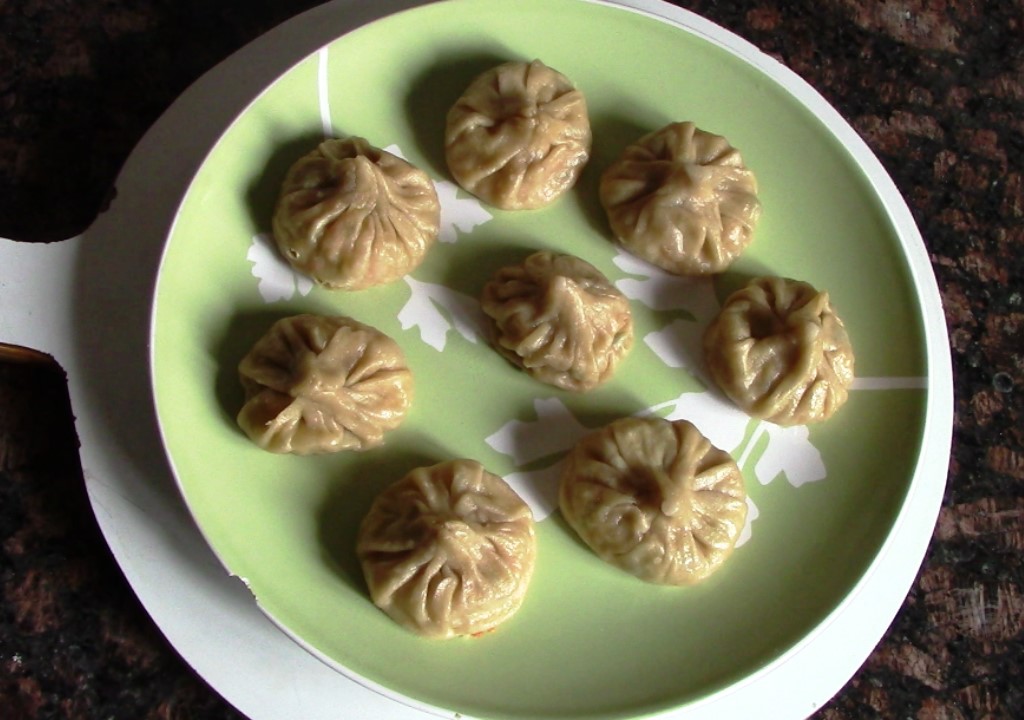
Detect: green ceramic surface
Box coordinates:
(152, 1, 931, 717)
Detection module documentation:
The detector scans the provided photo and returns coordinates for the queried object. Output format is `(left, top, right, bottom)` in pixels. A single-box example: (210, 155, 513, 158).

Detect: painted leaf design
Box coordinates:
(483, 398, 591, 520)
(614, 248, 720, 379)
(735, 496, 759, 548)
(397, 278, 484, 352)
(752, 423, 827, 487)
(644, 317, 710, 379)
(485, 397, 590, 467)
(501, 464, 563, 523)
(246, 232, 314, 303)
(612, 249, 718, 315)
(643, 389, 752, 455)
(434, 179, 493, 243)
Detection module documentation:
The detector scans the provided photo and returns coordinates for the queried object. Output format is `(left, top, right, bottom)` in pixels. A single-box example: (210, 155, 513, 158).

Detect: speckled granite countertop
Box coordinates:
(1, 1, 1021, 718)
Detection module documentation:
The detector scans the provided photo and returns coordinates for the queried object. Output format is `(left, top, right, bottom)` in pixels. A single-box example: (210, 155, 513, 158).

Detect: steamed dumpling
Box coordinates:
(480, 251, 633, 392)
(445, 59, 592, 210)
(599, 121, 761, 275)
(357, 459, 537, 638)
(560, 417, 747, 586)
(272, 137, 440, 290)
(703, 276, 855, 425)
(237, 314, 413, 454)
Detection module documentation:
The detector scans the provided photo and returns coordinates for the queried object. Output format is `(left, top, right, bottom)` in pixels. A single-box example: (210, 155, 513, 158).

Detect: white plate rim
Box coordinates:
(0, 1, 950, 719)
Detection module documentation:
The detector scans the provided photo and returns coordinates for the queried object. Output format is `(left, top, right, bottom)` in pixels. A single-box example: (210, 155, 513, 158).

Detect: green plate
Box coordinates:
(152, 0, 930, 717)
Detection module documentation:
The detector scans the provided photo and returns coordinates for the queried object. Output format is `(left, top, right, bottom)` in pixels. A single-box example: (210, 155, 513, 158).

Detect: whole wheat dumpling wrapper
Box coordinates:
(481, 251, 634, 392)
(272, 137, 440, 290)
(703, 276, 855, 425)
(357, 459, 537, 638)
(445, 59, 592, 210)
(599, 121, 761, 275)
(237, 314, 413, 454)
(560, 417, 747, 586)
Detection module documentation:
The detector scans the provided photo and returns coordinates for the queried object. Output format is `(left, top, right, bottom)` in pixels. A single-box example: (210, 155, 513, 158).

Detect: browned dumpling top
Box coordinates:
(445, 59, 591, 210)
(272, 137, 440, 290)
(357, 459, 537, 638)
(559, 417, 747, 586)
(703, 276, 855, 425)
(237, 314, 413, 454)
(600, 121, 761, 275)
(480, 251, 634, 392)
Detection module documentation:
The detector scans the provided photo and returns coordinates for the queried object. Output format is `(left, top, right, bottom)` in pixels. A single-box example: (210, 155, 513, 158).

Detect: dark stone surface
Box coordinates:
(1, 0, 1022, 718)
